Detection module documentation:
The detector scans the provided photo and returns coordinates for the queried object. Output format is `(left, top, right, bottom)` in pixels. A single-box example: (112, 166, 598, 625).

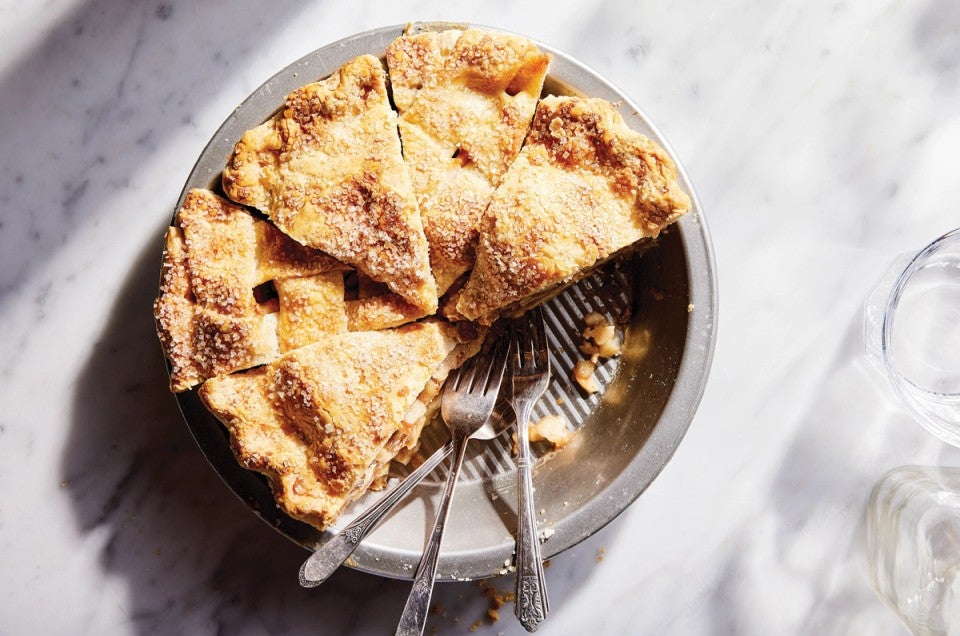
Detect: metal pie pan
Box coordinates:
(172, 23, 718, 581)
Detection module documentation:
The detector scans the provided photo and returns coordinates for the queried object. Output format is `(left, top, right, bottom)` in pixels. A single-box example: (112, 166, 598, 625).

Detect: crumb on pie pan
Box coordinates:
(170, 23, 718, 581)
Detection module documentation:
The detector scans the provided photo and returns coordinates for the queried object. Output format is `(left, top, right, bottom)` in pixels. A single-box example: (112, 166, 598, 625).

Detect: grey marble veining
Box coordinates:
(2, 0, 960, 633)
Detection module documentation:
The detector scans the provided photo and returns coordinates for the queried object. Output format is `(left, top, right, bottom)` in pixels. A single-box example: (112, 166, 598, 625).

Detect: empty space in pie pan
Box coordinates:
(170, 23, 718, 581)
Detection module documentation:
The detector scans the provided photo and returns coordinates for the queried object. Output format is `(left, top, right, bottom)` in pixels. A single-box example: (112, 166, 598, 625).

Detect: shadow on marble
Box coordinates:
(61, 224, 405, 633)
(704, 314, 960, 635)
(0, 0, 308, 306)
(914, 0, 960, 88)
(61, 226, 626, 634)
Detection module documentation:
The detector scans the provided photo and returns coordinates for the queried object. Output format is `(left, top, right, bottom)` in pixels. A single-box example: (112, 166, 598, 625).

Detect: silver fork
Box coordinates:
(396, 335, 511, 636)
(510, 306, 552, 632)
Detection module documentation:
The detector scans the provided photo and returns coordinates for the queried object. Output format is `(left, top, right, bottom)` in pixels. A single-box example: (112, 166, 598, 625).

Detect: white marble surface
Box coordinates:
(2, 0, 960, 633)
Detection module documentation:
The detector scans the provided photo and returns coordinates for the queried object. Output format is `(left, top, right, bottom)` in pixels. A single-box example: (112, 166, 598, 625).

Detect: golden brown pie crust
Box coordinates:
(158, 31, 692, 533)
(387, 28, 549, 294)
(198, 321, 479, 529)
(154, 189, 345, 392)
(222, 54, 438, 313)
(276, 272, 348, 352)
(455, 96, 691, 324)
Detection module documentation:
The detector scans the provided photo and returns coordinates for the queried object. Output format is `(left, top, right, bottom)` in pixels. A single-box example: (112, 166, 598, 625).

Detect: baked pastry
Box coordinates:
(341, 273, 471, 331)
(345, 293, 425, 332)
(154, 189, 345, 391)
(199, 321, 482, 529)
(158, 29, 693, 534)
(387, 27, 549, 294)
(335, 29, 549, 331)
(275, 272, 348, 352)
(456, 96, 691, 323)
(222, 54, 438, 313)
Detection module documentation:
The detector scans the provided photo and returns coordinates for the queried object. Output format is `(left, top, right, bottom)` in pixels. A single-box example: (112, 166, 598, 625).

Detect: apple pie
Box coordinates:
(157, 27, 691, 533)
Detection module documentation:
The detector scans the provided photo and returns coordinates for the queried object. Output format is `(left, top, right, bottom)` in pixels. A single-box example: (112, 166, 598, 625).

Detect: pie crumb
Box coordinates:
(573, 359, 600, 393)
(579, 312, 622, 358)
(478, 581, 515, 624)
(529, 414, 573, 449)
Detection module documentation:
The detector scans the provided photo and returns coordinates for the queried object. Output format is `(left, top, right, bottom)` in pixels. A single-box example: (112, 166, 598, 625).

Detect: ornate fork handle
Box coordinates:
(396, 431, 471, 636)
(299, 441, 454, 587)
(514, 398, 550, 631)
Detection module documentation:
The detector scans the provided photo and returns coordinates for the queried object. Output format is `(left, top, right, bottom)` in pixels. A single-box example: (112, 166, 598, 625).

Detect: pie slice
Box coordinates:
(456, 96, 692, 324)
(198, 320, 483, 530)
(154, 188, 345, 392)
(387, 28, 550, 293)
(221, 54, 438, 313)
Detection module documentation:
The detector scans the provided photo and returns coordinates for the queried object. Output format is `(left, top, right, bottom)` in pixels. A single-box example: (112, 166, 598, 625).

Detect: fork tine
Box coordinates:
(508, 308, 552, 377)
(525, 313, 536, 361)
(510, 319, 522, 372)
(484, 333, 510, 394)
(533, 306, 548, 368)
(509, 314, 527, 372)
(473, 347, 493, 394)
(448, 352, 477, 394)
(479, 335, 508, 393)
(466, 355, 482, 393)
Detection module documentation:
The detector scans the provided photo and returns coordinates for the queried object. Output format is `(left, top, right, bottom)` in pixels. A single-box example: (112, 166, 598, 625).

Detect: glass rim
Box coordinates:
(880, 227, 960, 444)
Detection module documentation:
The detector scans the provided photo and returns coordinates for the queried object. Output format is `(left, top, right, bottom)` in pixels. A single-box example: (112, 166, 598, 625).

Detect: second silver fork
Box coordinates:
(510, 306, 552, 632)
(396, 335, 511, 636)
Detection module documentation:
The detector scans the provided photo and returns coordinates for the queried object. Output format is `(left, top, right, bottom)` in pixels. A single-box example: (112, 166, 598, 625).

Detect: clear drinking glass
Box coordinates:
(864, 228, 960, 446)
(866, 466, 960, 635)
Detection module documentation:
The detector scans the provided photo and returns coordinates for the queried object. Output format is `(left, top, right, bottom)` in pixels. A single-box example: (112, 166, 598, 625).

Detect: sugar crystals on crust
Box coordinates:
(198, 320, 481, 529)
(387, 28, 549, 294)
(222, 54, 438, 313)
(154, 189, 346, 392)
(456, 96, 692, 323)
(157, 29, 695, 536)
